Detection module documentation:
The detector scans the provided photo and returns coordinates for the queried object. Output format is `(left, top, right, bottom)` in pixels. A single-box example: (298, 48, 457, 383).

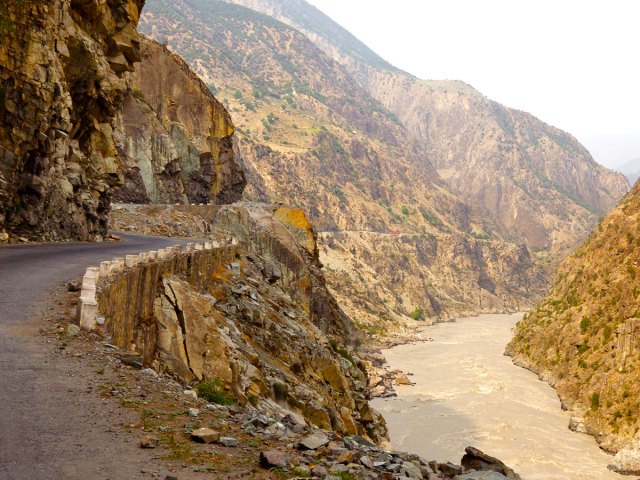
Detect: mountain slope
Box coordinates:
(228, 0, 629, 252)
(507, 180, 640, 468)
(617, 156, 640, 185)
(138, 0, 549, 327)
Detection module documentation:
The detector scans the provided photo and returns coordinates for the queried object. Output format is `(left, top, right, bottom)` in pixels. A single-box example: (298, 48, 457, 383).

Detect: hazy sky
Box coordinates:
(306, 0, 640, 168)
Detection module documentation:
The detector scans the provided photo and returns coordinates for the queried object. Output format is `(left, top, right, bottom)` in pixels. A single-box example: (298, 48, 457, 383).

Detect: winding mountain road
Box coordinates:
(0, 233, 193, 479)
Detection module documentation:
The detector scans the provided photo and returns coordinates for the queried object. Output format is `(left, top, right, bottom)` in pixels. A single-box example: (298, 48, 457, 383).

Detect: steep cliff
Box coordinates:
(0, 0, 145, 240)
(114, 36, 246, 204)
(102, 203, 388, 442)
(227, 0, 629, 252)
(139, 0, 549, 326)
(507, 180, 640, 468)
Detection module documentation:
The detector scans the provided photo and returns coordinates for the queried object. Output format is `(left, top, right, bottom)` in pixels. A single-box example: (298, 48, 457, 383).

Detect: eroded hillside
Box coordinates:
(507, 180, 640, 472)
(229, 0, 629, 253)
(138, 0, 549, 326)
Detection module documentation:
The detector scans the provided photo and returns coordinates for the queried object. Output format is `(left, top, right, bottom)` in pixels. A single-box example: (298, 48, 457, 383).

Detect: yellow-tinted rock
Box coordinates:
(273, 207, 317, 255)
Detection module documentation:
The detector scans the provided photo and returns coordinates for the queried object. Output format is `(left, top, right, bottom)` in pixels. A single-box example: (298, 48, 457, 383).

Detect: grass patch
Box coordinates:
(195, 378, 236, 405)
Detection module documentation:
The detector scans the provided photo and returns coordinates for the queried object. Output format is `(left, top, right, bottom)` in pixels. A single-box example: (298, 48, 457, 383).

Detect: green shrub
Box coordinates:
(580, 316, 590, 333)
(409, 308, 424, 321)
(329, 338, 354, 364)
(603, 324, 613, 343)
(590, 392, 600, 409)
(195, 378, 236, 405)
(330, 473, 358, 480)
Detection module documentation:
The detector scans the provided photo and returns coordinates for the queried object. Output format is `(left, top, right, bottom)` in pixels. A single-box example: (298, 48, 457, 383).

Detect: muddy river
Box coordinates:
(371, 313, 625, 480)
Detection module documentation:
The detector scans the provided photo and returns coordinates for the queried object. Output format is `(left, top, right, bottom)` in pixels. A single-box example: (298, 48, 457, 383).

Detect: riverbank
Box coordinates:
(371, 313, 627, 480)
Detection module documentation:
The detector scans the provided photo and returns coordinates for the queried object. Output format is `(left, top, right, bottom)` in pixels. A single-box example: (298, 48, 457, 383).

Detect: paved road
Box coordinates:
(0, 233, 193, 479)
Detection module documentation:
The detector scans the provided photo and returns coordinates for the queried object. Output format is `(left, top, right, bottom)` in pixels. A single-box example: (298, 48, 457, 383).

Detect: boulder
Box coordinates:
(461, 447, 520, 479)
(437, 462, 464, 477)
(453, 472, 509, 480)
(217, 437, 238, 447)
(260, 449, 289, 469)
(139, 435, 159, 449)
(298, 432, 330, 450)
(609, 443, 640, 475)
(190, 428, 220, 444)
(262, 260, 282, 283)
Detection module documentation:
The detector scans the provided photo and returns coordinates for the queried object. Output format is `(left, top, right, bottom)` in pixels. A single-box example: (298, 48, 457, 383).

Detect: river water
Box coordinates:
(371, 313, 626, 480)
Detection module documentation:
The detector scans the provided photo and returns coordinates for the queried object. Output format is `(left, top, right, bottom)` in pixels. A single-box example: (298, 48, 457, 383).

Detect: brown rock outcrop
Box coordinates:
(0, 0, 145, 240)
(98, 204, 387, 443)
(113, 36, 245, 204)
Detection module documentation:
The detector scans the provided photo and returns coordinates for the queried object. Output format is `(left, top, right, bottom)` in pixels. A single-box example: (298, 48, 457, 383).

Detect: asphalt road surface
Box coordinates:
(0, 233, 194, 479)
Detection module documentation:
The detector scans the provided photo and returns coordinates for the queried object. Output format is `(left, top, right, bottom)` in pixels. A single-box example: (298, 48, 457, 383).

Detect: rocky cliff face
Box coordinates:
(114, 36, 246, 204)
(507, 180, 640, 467)
(102, 203, 388, 442)
(227, 0, 629, 253)
(0, 0, 144, 240)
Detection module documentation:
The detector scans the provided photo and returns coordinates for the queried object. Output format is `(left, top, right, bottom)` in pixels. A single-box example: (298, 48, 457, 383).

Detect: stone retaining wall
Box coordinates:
(77, 241, 238, 358)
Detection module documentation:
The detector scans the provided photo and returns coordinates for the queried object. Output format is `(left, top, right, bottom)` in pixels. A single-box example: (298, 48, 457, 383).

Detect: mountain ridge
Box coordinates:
(225, 0, 628, 253)
(139, 0, 552, 327)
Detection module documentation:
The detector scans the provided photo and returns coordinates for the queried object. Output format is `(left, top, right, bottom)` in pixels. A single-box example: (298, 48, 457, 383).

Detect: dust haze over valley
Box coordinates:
(1, 0, 639, 479)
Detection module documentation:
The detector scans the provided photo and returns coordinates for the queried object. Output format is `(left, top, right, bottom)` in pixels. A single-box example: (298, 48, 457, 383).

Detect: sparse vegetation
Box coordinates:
(408, 308, 424, 321)
(195, 378, 236, 405)
(329, 338, 355, 364)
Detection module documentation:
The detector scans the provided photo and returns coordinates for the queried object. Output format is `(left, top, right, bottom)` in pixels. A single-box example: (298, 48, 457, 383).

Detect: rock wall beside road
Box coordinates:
(114, 36, 246, 205)
(0, 0, 145, 241)
(83, 205, 388, 443)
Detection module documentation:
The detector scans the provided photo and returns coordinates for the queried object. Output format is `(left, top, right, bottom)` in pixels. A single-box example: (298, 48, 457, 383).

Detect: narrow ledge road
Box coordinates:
(0, 233, 194, 480)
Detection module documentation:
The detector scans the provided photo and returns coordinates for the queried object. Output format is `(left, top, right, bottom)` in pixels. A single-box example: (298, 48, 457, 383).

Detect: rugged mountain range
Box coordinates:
(136, 0, 624, 328)
(228, 0, 629, 252)
(507, 180, 640, 472)
(0, 0, 628, 325)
